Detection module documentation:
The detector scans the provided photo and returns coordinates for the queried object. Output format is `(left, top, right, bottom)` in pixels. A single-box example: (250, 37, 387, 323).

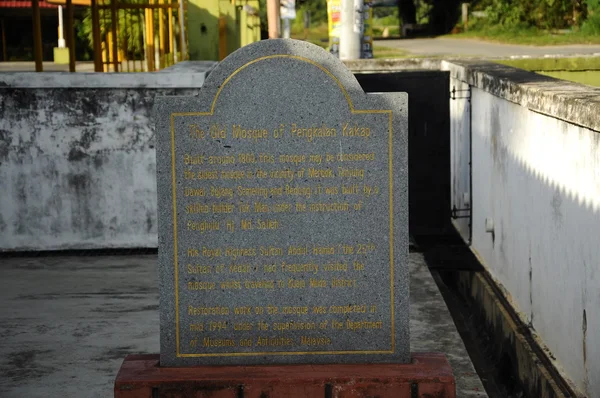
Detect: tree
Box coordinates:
(582, 0, 600, 33)
(469, 0, 579, 30)
(398, 0, 416, 24)
(427, 0, 461, 34)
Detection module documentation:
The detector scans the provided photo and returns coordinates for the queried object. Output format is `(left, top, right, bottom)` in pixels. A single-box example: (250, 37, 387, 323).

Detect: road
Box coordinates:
(3, 38, 600, 74)
(375, 37, 600, 58)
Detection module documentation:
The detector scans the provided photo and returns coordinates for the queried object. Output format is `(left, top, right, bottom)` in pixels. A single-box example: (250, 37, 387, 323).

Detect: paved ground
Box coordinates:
(0, 253, 487, 398)
(375, 37, 600, 58)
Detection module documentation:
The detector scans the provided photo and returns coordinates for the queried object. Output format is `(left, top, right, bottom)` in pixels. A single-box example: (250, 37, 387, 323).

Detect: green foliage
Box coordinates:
(258, 0, 267, 31)
(371, 1, 429, 26)
(468, 0, 588, 30)
(449, 25, 600, 45)
(416, 1, 433, 24)
(582, 0, 600, 33)
(452, 0, 600, 43)
(373, 12, 400, 27)
(295, 0, 328, 26)
(290, 19, 328, 46)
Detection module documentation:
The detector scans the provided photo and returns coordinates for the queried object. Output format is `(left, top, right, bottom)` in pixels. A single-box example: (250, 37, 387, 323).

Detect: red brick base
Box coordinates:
(114, 353, 455, 398)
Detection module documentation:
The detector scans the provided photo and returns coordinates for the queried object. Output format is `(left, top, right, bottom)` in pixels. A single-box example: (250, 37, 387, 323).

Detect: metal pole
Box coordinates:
(168, 7, 173, 65)
(146, 6, 155, 70)
(267, 0, 280, 38)
(125, 4, 131, 71)
(339, 0, 361, 60)
(141, 8, 147, 71)
(66, 0, 76, 71)
(32, 0, 44, 71)
(110, 0, 119, 71)
(178, 0, 186, 59)
(282, 18, 290, 38)
(1, 19, 7, 62)
(158, 0, 165, 68)
(145, 7, 150, 69)
(103, 8, 110, 71)
(58, 6, 66, 47)
(218, 16, 227, 61)
(91, 0, 103, 71)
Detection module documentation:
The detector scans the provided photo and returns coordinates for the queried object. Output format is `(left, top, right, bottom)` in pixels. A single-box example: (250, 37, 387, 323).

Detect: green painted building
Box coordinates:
(186, 0, 261, 61)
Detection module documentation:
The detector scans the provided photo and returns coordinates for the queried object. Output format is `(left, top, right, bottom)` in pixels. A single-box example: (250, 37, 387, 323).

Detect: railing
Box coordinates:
(91, 0, 188, 72)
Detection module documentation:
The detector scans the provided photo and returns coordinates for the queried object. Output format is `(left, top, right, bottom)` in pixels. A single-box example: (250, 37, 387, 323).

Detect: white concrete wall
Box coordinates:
(447, 61, 600, 397)
(0, 68, 214, 251)
(449, 77, 471, 241)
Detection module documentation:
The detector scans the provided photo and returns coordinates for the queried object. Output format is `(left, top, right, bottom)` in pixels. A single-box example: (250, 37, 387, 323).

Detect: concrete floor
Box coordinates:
(375, 37, 600, 58)
(0, 253, 487, 398)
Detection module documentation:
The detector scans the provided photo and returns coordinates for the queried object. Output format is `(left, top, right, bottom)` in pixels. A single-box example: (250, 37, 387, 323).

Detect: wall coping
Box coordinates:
(442, 60, 600, 133)
(343, 58, 444, 72)
(0, 61, 218, 89)
(2, 58, 599, 133)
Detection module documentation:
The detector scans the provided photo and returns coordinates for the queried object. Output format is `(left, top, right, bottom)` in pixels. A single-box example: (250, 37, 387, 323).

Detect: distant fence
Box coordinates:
(92, 0, 188, 72)
(26, 0, 188, 72)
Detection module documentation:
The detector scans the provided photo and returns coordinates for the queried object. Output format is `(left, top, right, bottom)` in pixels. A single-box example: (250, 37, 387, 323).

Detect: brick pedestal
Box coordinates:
(114, 352, 455, 398)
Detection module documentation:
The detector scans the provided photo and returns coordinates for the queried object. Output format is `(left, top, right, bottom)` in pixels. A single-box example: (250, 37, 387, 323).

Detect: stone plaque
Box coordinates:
(155, 39, 408, 366)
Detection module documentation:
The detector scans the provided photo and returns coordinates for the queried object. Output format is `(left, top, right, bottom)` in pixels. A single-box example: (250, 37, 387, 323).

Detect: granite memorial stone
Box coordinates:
(154, 39, 409, 366)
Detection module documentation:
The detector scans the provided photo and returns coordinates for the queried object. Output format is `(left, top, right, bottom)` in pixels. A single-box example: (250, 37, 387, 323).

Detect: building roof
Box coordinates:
(0, 0, 58, 8)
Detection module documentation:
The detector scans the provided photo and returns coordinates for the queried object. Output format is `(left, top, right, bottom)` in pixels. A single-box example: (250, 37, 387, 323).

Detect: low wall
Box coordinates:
(2, 56, 599, 396)
(0, 64, 215, 250)
(0, 61, 452, 250)
(445, 60, 600, 397)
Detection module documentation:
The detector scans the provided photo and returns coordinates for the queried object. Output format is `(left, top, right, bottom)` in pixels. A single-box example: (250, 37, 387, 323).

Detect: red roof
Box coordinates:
(0, 0, 58, 8)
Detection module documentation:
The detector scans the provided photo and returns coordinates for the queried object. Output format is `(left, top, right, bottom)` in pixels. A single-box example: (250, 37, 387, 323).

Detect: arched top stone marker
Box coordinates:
(200, 39, 365, 112)
(154, 39, 409, 366)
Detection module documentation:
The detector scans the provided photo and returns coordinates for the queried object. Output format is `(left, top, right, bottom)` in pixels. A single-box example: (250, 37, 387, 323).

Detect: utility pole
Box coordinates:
(267, 0, 280, 39)
(339, 0, 361, 60)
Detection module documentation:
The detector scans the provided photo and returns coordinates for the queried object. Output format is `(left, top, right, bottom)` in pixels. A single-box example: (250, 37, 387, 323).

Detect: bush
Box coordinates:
(470, 0, 578, 30)
(582, 0, 600, 33)
(373, 13, 401, 27)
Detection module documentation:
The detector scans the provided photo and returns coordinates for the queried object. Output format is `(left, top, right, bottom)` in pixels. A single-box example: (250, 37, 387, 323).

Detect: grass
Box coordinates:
(495, 56, 600, 87)
(496, 57, 600, 71)
(446, 26, 600, 46)
(291, 23, 329, 48)
(536, 71, 600, 87)
(372, 46, 411, 59)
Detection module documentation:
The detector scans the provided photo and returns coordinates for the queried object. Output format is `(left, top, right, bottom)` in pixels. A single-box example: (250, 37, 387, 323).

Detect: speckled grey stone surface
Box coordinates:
(154, 39, 408, 366)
